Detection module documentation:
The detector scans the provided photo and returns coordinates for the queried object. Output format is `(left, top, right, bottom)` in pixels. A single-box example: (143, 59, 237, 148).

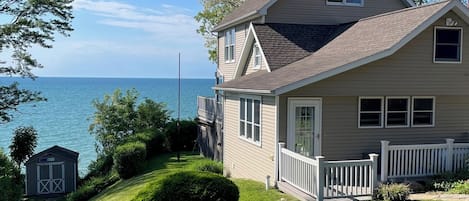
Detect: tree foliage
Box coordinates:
(89, 89, 170, 155)
(0, 149, 22, 201)
(0, 0, 74, 123)
(9, 126, 38, 167)
(195, 0, 243, 63)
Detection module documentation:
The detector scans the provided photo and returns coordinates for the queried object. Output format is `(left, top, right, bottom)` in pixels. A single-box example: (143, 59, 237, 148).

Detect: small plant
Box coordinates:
(152, 171, 239, 201)
(373, 183, 410, 201)
(449, 180, 469, 194)
(428, 170, 469, 191)
(113, 142, 147, 179)
(189, 159, 223, 174)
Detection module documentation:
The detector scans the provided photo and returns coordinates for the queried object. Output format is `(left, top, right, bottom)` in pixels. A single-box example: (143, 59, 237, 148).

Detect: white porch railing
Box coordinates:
(278, 143, 378, 200)
(381, 139, 469, 181)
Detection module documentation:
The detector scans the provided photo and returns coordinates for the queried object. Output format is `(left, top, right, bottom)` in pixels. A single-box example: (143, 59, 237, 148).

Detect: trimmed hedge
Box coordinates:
(141, 171, 239, 201)
(165, 120, 197, 152)
(126, 131, 167, 158)
(113, 142, 147, 179)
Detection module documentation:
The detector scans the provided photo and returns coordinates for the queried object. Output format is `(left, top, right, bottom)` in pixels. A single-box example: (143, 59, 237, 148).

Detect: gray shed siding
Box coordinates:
(266, 0, 407, 25)
(279, 12, 469, 160)
(26, 148, 77, 196)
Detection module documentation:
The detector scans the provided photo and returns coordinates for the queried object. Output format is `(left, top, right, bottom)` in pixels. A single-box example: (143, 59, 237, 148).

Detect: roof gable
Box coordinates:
(213, 0, 415, 32)
(26, 145, 79, 164)
(216, 0, 469, 95)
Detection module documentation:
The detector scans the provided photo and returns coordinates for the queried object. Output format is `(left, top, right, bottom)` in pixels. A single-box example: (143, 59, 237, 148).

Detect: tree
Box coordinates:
(0, 0, 74, 123)
(0, 149, 22, 201)
(9, 126, 38, 167)
(89, 89, 171, 155)
(195, 0, 243, 63)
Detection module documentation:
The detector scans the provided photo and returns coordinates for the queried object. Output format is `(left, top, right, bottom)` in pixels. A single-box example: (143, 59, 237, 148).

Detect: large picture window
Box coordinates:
(240, 97, 261, 144)
(434, 27, 462, 63)
(225, 28, 235, 62)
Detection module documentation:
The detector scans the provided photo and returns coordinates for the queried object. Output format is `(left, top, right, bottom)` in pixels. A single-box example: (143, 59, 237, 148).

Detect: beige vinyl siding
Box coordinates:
(279, 12, 469, 160)
(223, 93, 276, 184)
(266, 0, 406, 25)
(218, 23, 248, 81)
(242, 43, 268, 76)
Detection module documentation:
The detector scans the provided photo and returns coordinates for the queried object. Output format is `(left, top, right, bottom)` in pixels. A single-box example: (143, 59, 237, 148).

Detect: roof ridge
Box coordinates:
(359, 0, 450, 22)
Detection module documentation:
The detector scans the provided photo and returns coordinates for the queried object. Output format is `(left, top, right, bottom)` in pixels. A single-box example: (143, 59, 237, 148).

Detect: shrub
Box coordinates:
(165, 119, 198, 152)
(188, 159, 223, 175)
(373, 183, 410, 201)
(0, 150, 22, 201)
(113, 142, 147, 179)
(67, 174, 119, 201)
(152, 171, 238, 201)
(449, 181, 469, 194)
(84, 154, 114, 181)
(126, 131, 167, 158)
(428, 170, 469, 191)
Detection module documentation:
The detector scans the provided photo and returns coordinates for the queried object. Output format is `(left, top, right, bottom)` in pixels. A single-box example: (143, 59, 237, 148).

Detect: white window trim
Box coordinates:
(253, 43, 261, 69)
(433, 26, 463, 64)
(358, 96, 384, 128)
(411, 96, 436, 127)
(385, 96, 410, 128)
(239, 95, 262, 146)
(326, 0, 364, 7)
(225, 28, 236, 63)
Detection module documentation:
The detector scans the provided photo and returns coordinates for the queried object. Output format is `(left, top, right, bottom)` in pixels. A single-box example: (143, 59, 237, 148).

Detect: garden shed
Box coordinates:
(25, 145, 79, 196)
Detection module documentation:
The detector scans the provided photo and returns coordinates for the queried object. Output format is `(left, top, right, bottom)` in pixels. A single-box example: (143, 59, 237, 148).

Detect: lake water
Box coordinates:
(0, 77, 214, 176)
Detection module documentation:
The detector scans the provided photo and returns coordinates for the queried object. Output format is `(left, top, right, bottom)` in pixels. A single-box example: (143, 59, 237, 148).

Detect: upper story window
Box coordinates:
(224, 28, 235, 63)
(434, 27, 462, 63)
(327, 0, 363, 6)
(240, 96, 261, 145)
(253, 43, 261, 69)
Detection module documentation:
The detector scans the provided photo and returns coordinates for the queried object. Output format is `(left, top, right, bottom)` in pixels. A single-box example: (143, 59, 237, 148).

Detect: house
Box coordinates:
(198, 0, 469, 200)
(25, 145, 79, 197)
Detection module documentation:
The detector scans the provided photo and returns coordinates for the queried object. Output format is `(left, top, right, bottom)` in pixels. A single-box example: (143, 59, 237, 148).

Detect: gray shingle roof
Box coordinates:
(217, 0, 456, 94)
(254, 23, 354, 71)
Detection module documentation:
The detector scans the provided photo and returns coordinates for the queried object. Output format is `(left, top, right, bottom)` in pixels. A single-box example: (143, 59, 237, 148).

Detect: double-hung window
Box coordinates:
(358, 97, 383, 128)
(224, 28, 235, 62)
(254, 43, 261, 69)
(327, 0, 363, 6)
(412, 97, 435, 127)
(385, 97, 410, 128)
(240, 97, 261, 144)
(434, 27, 462, 63)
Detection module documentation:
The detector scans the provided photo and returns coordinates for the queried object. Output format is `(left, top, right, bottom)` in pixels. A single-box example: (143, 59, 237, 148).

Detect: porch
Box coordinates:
(197, 96, 223, 161)
(277, 139, 469, 201)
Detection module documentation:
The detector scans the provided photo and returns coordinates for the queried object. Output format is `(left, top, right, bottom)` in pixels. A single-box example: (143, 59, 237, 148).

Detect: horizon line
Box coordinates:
(0, 75, 214, 80)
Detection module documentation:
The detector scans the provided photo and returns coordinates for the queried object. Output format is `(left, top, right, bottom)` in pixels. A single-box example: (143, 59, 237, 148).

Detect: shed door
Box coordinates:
(37, 163, 65, 194)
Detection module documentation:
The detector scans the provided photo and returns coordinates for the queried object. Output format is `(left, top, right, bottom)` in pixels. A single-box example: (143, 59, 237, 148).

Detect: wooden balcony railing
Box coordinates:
(197, 96, 222, 123)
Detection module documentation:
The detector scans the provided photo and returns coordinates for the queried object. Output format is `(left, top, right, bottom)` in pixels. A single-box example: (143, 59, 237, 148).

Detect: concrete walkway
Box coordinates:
(409, 192, 469, 201)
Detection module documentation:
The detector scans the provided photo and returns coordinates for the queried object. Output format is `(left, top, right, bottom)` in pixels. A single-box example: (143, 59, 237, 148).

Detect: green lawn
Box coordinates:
(90, 153, 296, 201)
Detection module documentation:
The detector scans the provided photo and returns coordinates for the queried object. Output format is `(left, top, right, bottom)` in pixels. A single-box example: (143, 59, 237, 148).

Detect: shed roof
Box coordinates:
(26, 145, 79, 164)
(216, 0, 468, 95)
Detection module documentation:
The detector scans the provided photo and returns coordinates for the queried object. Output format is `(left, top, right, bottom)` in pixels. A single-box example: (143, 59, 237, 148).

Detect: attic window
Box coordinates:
(434, 27, 462, 63)
(327, 0, 363, 6)
(225, 28, 235, 63)
(253, 43, 261, 69)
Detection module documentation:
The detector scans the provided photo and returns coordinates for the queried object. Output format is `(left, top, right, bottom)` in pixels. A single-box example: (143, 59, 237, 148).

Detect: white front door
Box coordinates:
(37, 163, 65, 194)
(287, 98, 322, 157)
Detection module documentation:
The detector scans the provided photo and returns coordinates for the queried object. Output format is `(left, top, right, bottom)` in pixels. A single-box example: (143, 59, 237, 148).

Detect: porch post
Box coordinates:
(381, 141, 390, 182)
(316, 156, 325, 201)
(278, 143, 285, 182)
(446, 139, 455, 172)
(369, 154, 379, 190)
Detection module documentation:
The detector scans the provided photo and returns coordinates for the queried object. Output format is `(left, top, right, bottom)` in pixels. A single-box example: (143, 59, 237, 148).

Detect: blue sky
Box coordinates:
(31, 0, 215, 79)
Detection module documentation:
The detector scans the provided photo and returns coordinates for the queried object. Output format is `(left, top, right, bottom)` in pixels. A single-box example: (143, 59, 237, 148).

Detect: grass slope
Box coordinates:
(90, 153, 296, 201)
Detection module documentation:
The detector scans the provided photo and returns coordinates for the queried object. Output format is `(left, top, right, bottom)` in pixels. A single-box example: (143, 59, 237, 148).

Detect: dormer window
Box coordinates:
(434, 27, 462, 63)
(225, 28, 236, 63)
(327, 0, 363, 6)
(253, 43, 261, 69)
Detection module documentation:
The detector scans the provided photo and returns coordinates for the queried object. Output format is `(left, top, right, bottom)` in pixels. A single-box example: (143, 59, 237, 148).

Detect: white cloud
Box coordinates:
(72, 0, 200, 42)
